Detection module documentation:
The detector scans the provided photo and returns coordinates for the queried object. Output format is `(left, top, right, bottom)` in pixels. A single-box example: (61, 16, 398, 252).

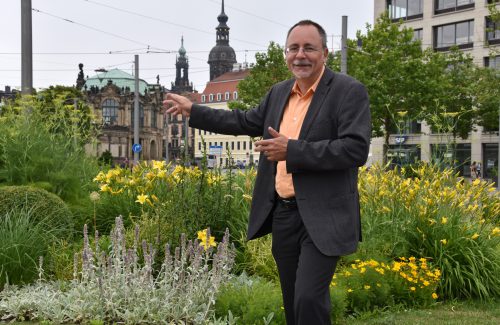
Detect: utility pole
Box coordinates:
(164, 113, 169, 164)
(340, 15, 348, 74)
(21, 0, 33, 94)
(134, 55, 140, 163)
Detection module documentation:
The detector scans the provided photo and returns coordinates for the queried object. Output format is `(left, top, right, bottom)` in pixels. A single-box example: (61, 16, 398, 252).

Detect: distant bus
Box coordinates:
(195, 155, 217, 169)
(207, 154, 217, 169)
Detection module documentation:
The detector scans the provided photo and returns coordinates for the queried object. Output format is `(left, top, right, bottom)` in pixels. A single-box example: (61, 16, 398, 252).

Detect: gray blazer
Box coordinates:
(189, 68, 371, 256)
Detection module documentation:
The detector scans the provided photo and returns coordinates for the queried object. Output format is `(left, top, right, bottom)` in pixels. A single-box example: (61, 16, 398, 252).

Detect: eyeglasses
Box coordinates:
(285, 46, 321, 55)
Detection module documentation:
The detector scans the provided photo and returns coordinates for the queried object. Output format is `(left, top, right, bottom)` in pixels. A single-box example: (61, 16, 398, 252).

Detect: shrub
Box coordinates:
(358, 164, 500, 300)
(215, 273, 286, 324)
(237, 235, 279, 282)
(0, 217, 236, 324)
(0, 185, 74, 239)
(93, 162, 254, 247)
(332, 257, 440, 316)
(0, 103, 100, 203)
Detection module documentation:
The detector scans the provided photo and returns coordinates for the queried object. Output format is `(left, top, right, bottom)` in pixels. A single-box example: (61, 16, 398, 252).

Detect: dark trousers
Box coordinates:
(272, 201, 339, 325)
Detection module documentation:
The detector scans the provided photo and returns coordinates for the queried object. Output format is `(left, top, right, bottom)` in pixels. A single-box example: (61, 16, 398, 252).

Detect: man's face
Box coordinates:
(285, 24, 328, 84)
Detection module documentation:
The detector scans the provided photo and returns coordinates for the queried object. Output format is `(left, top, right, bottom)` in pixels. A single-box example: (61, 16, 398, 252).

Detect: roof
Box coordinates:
(85, 68, 149, 95)
(202, 69, 250, 97)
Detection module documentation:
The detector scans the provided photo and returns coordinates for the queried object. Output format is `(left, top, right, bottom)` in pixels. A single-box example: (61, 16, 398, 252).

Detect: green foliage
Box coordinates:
(236, 235, 279, 282)
(94, 162, 254, 248)
(228, 42, 291, 110)
(343, 13, 428, 141)
(358, 164, 500, 300)
(0, 205, 63, 288)
(215, 273, 286, 324)
(0, 186, 74, 239)
(0, 96, 100, 203)
(0, 217, 236, 324)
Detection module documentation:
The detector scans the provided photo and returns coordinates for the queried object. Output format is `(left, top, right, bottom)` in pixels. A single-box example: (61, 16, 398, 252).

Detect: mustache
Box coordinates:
(292, 60, 311, 66)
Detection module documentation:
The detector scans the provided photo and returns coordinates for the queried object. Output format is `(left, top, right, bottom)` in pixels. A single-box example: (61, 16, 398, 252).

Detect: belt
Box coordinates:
(277, 196, 297, 209)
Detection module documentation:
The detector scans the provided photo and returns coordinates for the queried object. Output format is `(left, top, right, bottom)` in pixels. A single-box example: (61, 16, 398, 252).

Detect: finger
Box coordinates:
(268, 127, 281, 138)
(254, 139, 272, 146)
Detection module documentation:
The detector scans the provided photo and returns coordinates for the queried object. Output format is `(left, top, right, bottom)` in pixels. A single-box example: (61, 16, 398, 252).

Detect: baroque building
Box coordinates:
(78, 65, 166, 162)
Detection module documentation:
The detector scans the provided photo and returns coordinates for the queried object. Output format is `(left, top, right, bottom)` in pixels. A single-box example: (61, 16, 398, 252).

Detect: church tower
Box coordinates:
(171, 36, 193, 93)
(208, 0, 237, 81)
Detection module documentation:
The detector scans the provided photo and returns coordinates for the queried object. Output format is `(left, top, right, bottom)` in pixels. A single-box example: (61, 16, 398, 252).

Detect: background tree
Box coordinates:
(339, 13, 432, 160)
(228, 42, 291, 110)
(421, 48, 477, 140)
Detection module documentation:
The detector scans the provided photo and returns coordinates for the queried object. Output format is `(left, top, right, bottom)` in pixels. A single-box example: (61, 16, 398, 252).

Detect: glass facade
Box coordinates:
(434, 20, 474, 50)
(483, 143, 499, 182)
(430, 143, 471, 176)
(387, 144, 421, 168)
(435, 0, 474, 14)
(388, 0, 423, 20)
(486, 17, 500, 45)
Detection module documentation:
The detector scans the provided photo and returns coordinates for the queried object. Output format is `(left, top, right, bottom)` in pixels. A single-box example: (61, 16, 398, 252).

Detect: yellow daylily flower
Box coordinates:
(136, 193, 148, 205)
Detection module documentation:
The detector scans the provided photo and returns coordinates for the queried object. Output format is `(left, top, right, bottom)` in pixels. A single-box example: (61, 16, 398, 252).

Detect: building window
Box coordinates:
(484, 55, 500, 69)
(130, 104, 145, 127)
(434, 20, 474, 51)
(225, 92, 230, 100)
(434, 0, 475, 15)
(233, 91, 238, 100)
(387, 0, 423, 21)
(209, 94, 214, 102)
(201, 95, 206, 103)
(237, 141, 240, 150)
(249, 141, 253, 150)
(486, 17, 500, 45)
(231, 141, 234, 150)
(102, 98, 118, 125)
(151, 108, 157, 128)
(413, 28, 423, 42)
(243, 141, 246, 150)
(198, 142, 201, 150)
(217, 93, 222, 101)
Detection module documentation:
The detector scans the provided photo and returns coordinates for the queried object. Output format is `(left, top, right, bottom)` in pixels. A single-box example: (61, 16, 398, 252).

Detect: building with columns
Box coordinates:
(372, 0, 499, 181)
(80, 67, 165, 162)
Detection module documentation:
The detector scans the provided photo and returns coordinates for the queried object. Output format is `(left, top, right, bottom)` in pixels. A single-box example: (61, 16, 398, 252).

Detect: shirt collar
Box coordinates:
(291, 65, 325, 97)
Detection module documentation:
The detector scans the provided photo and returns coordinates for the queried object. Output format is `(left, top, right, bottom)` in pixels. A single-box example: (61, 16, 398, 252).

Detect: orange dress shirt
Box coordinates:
(275, 67, 325, 198)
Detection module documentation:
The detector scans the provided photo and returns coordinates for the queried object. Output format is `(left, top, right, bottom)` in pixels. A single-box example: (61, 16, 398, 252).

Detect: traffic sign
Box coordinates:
(209, 145, 223, 156)
(132, 143, 142, 153)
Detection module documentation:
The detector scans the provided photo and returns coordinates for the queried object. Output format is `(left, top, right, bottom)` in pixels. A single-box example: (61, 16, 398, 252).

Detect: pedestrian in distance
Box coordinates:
(471, 161, 477, 180)
(163, 19, 371, 325)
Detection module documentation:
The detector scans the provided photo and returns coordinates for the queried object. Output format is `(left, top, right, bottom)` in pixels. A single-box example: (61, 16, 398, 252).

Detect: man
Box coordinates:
(164, 20, 371, 325)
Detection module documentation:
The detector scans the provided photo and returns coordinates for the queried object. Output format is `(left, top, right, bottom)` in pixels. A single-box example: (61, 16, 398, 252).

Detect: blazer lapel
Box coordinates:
(272, 80, 294, 133)
(298, 69, 335, 139)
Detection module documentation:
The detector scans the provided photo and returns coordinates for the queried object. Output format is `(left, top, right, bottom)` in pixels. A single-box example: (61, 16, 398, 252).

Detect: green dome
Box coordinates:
(85, 68, 149, 95)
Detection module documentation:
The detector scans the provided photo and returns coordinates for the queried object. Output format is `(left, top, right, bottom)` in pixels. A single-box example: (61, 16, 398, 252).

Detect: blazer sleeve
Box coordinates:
(286, 81, 371, 172)
(189, 87, 276, 138)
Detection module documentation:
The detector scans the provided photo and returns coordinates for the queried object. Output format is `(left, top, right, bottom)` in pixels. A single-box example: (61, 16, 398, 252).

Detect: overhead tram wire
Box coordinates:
(81, 0, 267, 48)
(32, 8, 170, 52)
(207, 0, 289, 29)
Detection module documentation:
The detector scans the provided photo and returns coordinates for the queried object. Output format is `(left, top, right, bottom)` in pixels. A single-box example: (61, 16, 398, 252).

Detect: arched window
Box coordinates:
(233, 91, 238, 100)
(102, 99, 119, 125)
(201, 95, 206, 103)
(217, 93, 222, 101)
(131, 104, 145, 128)
(225, 92, 230, 100)
(209, 94, 214, 102)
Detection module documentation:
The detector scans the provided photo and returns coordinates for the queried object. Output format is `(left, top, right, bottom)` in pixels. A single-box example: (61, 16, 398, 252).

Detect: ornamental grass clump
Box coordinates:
(0, 217, 236, 324)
